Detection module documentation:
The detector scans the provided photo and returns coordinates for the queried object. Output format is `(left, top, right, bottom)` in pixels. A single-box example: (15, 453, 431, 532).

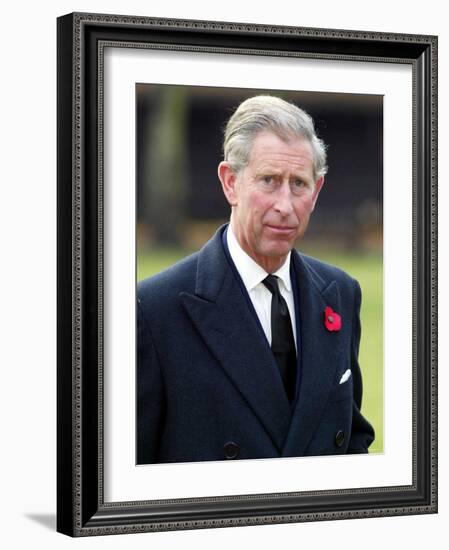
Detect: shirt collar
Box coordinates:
(226, 224, 292, 293)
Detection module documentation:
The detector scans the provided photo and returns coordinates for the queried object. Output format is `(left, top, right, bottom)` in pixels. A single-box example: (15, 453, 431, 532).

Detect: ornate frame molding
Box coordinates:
(57, 12, 437, 537)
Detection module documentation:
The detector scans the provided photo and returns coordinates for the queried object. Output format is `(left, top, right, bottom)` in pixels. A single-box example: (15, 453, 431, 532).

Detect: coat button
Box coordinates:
(224, 441, 239, 459)
(335, 430, 345, 448)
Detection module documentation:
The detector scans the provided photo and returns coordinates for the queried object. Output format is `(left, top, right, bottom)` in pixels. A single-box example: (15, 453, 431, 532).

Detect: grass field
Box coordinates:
(137, 246, 383, 454)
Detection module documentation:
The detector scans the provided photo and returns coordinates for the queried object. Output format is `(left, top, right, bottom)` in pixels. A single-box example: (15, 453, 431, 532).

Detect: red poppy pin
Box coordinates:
(324, 306, 342, 332)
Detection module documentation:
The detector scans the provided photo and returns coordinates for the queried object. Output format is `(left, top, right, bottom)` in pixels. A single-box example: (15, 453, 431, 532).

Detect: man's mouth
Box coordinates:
(265, 224, 297, 234)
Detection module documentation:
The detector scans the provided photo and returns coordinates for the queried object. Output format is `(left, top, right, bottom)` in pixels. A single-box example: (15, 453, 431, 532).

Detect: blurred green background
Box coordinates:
(136, 84, 384, 454)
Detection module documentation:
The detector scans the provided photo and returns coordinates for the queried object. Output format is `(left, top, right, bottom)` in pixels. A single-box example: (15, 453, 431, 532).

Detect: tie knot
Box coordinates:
(262, 274, 280, 296)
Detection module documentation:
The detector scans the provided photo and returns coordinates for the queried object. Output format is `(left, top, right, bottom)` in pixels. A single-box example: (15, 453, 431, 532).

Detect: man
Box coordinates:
(137, 95, 374, 464)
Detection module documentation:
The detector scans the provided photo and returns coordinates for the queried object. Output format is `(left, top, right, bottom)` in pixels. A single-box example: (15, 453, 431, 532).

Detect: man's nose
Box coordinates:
(273, 183, 294, 215)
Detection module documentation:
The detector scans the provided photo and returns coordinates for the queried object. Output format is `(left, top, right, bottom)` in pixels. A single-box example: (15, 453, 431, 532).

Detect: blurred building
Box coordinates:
(136, 85, 382, 252)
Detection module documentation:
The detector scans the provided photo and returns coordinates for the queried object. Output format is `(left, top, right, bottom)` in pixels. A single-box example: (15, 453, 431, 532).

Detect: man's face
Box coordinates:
(219, 131, 324, 273)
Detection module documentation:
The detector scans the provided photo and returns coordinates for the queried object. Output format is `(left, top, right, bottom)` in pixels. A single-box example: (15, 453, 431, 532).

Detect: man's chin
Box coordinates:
(261, 242, 294, 258)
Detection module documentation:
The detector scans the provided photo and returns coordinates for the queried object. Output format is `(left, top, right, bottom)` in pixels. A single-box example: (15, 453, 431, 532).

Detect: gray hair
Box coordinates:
(223, 95, 328, 180)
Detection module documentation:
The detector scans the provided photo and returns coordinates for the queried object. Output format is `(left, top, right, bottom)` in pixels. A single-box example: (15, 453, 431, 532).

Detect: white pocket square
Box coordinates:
(339, 369, 352, 384)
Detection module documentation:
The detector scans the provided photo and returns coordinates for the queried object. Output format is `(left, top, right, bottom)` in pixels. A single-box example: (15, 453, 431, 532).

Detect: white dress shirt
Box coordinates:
(226, 225, 297, 350)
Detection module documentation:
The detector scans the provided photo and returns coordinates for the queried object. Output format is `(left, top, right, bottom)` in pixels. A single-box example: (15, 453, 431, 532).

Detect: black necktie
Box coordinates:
(263, 275, 297, 403)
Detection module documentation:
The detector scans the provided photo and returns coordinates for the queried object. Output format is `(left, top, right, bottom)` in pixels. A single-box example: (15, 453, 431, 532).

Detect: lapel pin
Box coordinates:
(324, 306, 342, 332)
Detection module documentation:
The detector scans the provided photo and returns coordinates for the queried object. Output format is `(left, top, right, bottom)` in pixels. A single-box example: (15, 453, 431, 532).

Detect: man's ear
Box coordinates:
(311, 176, 324, 211)
(218, 161, 239, 207)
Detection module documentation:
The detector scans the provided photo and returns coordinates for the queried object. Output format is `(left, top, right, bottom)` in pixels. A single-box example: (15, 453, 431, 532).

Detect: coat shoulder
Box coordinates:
(137, 252, 199, 308)
(298, 252, 360, 294)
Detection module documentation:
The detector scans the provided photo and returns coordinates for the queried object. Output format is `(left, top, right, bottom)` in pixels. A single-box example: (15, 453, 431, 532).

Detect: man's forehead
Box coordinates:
(248, 131, 314, 167)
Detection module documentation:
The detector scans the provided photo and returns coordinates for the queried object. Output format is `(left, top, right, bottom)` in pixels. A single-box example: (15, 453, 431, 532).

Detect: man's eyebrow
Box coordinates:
(255, 167, 309, 179)
(255, 169, 280, 175)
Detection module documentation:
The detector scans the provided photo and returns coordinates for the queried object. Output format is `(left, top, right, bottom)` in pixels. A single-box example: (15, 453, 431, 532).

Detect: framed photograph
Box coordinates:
(57, 12, 437, 536)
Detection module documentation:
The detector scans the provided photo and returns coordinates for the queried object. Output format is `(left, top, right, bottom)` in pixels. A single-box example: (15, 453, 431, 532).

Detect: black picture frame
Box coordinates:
(57, 12, 438, 537)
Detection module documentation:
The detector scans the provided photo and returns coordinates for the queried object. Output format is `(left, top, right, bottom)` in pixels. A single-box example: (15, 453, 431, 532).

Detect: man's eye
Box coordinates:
(261, 176, 276, 187)
(293, 179, 305, 188)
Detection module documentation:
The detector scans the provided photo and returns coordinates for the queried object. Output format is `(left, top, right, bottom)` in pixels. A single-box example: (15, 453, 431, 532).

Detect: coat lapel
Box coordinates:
(282, 252, 342, 457)
(180, 227, 291, 453)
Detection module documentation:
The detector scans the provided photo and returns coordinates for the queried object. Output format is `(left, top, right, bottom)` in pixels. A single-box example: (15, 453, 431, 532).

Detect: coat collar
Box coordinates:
(181, 225, 343, 457)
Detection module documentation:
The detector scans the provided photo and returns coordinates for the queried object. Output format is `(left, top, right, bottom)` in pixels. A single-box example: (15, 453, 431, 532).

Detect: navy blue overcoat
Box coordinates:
(137, 225, 374, 463)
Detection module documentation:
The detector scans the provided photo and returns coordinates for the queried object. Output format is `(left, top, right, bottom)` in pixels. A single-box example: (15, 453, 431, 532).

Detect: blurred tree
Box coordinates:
(143, 87, 189, 245)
